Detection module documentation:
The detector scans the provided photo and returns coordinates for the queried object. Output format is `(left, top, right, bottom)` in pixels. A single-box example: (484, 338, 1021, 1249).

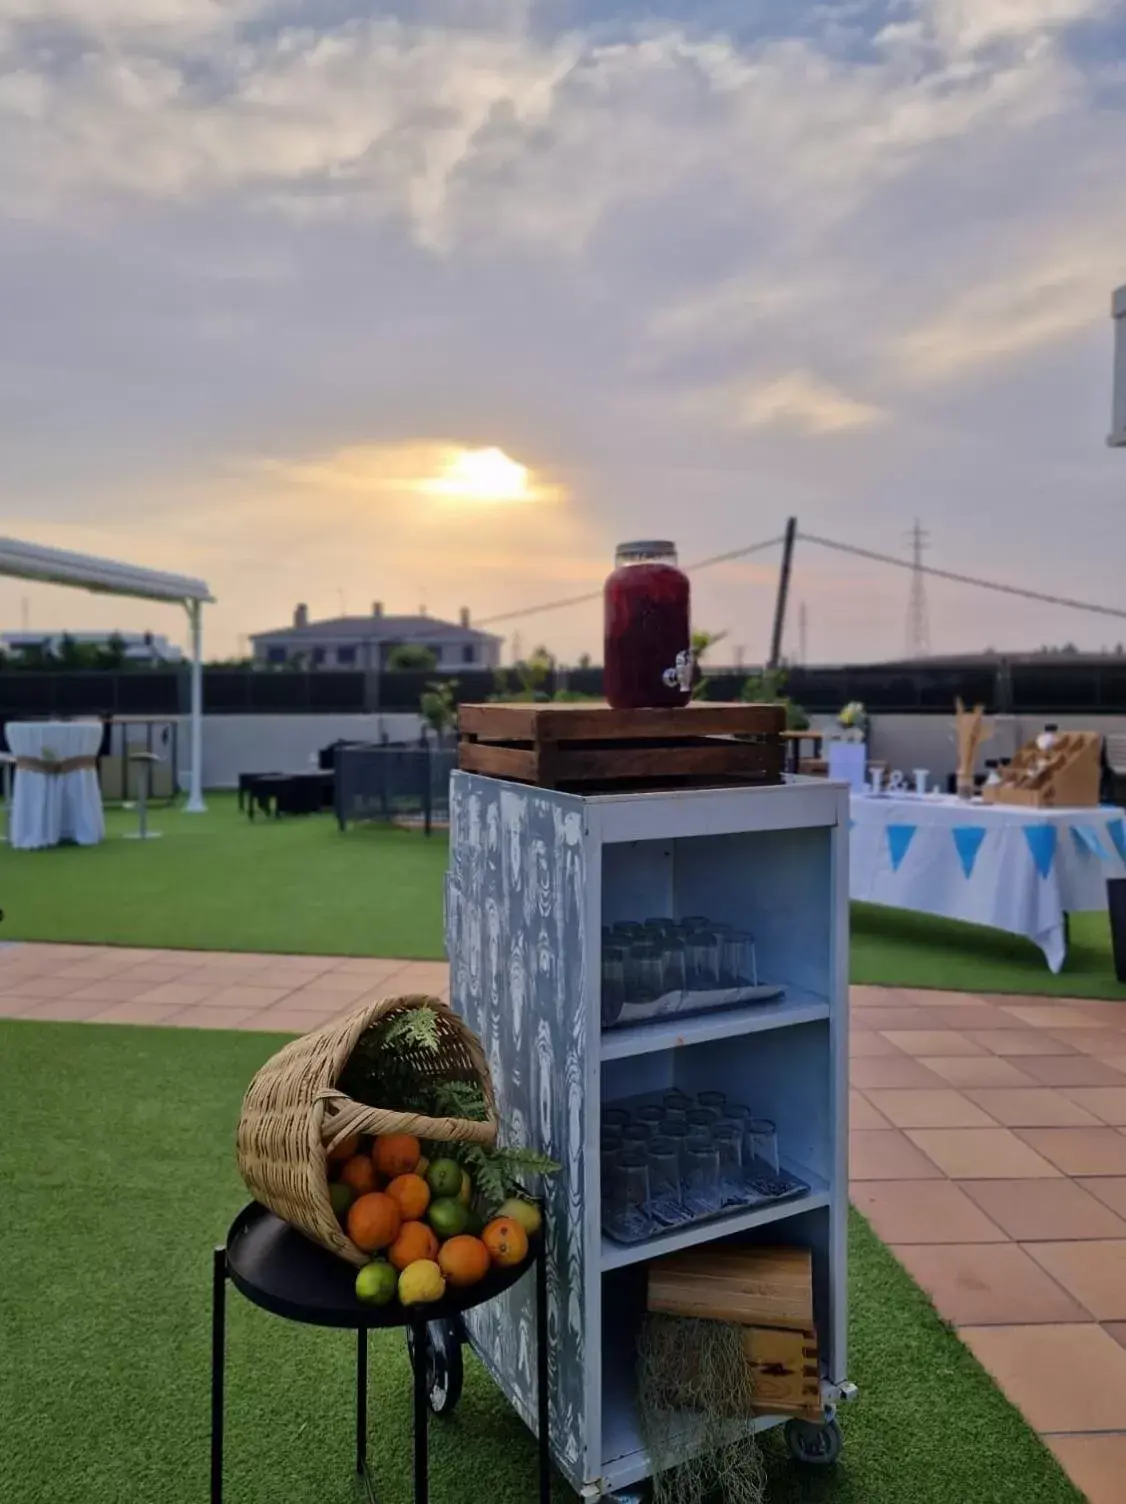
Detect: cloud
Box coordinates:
(2, 0, 1125, 663)
(696, 370, 887, 434)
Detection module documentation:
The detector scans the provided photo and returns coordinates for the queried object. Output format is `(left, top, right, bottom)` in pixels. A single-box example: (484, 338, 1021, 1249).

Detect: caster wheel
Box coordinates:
(785, 1416, 842, 1466)
(405, 1320, 464, 1415)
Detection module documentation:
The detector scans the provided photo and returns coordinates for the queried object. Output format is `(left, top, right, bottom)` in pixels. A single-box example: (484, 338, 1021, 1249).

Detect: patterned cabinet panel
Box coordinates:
(447, 773, 591, 1486)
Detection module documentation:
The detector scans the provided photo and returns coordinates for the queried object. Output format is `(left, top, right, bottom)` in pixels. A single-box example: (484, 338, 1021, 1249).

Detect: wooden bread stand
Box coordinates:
(954, 699, 991, 800)
(982, 731, 1101, 808)
(646, 1245, 822, 1421)
(458, 701, 785, 792)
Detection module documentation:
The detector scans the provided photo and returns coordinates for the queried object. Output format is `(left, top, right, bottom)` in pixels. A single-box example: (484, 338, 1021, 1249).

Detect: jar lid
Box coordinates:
(615, 539, 677, 560)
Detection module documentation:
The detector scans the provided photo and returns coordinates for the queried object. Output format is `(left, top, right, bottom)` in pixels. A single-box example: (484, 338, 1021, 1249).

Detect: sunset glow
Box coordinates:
(420, 446, 534, 503)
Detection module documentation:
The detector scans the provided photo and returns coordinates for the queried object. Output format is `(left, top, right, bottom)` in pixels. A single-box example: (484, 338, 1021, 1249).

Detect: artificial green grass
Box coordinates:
(0, 1020, 1083, 1504)
(4, 795, 1125, 999)
(0, 795, 448, 959)
(851, 903, 1126, 1000)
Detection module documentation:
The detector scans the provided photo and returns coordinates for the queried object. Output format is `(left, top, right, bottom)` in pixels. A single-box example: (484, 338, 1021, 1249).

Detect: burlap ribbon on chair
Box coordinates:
(14, 755, 98, 775)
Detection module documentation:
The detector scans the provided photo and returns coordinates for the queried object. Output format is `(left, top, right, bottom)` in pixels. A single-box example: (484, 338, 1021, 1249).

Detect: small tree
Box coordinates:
(690, 628, 728, 701)
(741, 667, 808, 729)
(387, 643, 439, 672)
(419, 679, 457, 744)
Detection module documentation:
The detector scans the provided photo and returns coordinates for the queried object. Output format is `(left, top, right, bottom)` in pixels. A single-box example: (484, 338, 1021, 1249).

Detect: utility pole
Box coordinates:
(768, 517, 797, 671)
(906, 520, 930, 658)
(798, 601, 808, 667)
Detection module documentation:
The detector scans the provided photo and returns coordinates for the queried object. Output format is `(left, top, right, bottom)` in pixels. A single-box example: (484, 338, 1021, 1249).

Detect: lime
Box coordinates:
(458, 1170, 473, 1207)
(427, 1158, 463, 1198)
(330, 1182, 356, 1220)
(427, 1196, 470, 1239)
(355, 1259, 398, 1306)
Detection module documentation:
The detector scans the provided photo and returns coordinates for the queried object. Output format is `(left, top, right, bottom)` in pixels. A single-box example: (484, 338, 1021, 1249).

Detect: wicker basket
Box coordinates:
(236, 994, 498, 1267)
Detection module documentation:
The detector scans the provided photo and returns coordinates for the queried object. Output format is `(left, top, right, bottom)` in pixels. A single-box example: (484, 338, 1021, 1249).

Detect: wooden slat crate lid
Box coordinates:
(458, 700, 786, 792)
(647, 1245, 814, 1331)
(458, 701, 785, 742)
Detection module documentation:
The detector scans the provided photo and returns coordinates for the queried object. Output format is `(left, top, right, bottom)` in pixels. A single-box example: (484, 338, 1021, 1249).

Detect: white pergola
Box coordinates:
(1111, 284, 1126, 447)
(0, 537, 214, 813)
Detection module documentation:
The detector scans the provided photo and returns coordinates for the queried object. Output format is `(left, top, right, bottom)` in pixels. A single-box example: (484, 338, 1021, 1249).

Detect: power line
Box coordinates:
(473, 535, 784, 629)
(800, 532, 1126, 623)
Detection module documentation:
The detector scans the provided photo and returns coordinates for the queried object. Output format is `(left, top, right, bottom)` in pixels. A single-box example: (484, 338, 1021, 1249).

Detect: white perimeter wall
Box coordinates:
(171, 713, 425, 791)
(166, 709, 1126, 792)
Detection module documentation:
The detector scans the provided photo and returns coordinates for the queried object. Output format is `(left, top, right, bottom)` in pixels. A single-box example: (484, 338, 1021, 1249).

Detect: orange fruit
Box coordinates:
(373, 1133, 421, 1178)
(339, 1155, 377, 1195)
(438, 1235, 491, 1288)
(482, 1217, 529, 1268)
(386, 1173, 431, 1221)
(388, 1220, 440, 1271)
(347, 1192, 402, 1253)
(327, 1133, 359, 1167)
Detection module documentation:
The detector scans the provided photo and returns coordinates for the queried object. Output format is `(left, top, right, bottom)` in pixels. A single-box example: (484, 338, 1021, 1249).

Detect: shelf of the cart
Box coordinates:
(585, 775, 842, 844)
(600, 1160, 830, 1272)
(600, 987, 830, 1060)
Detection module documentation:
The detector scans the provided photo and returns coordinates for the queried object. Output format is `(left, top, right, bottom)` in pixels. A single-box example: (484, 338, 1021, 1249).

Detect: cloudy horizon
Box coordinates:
(1, 0, 1124, 665)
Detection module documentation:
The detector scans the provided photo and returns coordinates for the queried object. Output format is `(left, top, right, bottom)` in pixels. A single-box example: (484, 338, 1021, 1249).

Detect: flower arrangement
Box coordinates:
(837, 701, 868, 741)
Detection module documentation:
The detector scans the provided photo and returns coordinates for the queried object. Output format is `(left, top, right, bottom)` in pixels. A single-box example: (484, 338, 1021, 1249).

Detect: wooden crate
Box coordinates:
(982, 730, 1101, 808)
(648, 1245, 814, 1331)
(457, 701, 785, 792)
(646, 1245, 821, 1420)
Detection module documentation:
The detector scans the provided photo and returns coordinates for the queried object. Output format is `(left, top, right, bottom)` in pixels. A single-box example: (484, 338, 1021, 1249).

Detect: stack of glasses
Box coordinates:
(601, 917, 758, 1026)
(601, 1089, 804, 1245)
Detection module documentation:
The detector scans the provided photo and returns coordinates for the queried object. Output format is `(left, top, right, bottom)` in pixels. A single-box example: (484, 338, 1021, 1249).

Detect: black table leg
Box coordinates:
(210, 1246, 226, 1504)
(356, 1326, 377, 1502)
(412, 1318, 428, 1504)
(535, 1247, 551, 1504)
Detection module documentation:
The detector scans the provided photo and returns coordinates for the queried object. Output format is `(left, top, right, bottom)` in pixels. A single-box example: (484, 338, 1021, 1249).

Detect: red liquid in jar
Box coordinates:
(604, 550, 691, 710)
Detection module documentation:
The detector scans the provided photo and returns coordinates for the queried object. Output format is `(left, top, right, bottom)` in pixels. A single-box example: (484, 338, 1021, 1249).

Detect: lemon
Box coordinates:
(398, 1259, 446, 1306)
(498, 1197, 542, 1237)
(427, 1158, 463, 1198)
(427, 1197, 470, 1239)
(355, 1259, 398, 1306)
(458, 1170, 472, 1207)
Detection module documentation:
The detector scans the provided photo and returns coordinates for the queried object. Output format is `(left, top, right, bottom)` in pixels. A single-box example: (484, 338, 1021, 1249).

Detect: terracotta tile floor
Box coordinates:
(4, 950, 1126, 1500)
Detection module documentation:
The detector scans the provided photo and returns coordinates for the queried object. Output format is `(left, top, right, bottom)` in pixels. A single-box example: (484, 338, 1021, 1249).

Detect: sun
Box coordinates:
(422, 446, 533, 503)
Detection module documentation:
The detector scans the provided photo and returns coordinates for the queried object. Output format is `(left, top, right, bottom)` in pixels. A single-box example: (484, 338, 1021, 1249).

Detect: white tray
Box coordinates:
(605, 982, 785, 1029)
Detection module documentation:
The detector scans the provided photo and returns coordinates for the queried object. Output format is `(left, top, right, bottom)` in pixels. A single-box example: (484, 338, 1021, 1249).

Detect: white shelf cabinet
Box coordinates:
(446, 772, 851, 1498)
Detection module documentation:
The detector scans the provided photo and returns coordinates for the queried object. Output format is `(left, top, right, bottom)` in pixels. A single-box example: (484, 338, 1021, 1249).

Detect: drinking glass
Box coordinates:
(603, 1106, 630, 1132)
(681, 1134, 721, 1216)
(646, 1136, 682, 1221)
(720, 931, 757, 988)
(661, 1106, 688, 1133)
(611, 920, 644, 940)
(663, 1089, 693, 1111)
(698, 1090, 727, 1115)
(712, 1121, 744, 1196)
(606, 1147, 651, 1241)
(661, 1120, 690, 1156)
(633, 1105, 665, 1132)
(746, 1118, 780, 1176)
(627, 942, 664, 1003)
(601, 944, 626, 1027)
(686, 1107, 718, 1132)
(680, 916, 712, 932)
(643, 917, 676, 938)
(662, 938, 688, 995)
(600, 1123, 623, 1147)
(686, 931, 720, 990)
(622, 1121, 656, 1147)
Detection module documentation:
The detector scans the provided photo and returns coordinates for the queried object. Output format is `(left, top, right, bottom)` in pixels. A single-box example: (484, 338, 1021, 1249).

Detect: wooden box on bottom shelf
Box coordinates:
(646, 1244, 823, 1421)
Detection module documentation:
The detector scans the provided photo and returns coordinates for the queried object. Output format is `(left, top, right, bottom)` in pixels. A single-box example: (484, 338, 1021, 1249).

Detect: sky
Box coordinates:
(1, 0, 1125, 665)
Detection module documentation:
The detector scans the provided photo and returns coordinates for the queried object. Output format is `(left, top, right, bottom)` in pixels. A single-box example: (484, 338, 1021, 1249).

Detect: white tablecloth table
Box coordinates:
(849, 792, 1126, 972)
(6, 721, 105, 851)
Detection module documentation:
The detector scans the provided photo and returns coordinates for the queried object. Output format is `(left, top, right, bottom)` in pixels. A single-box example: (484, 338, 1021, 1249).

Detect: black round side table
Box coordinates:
(211, 1202, 551, 1504)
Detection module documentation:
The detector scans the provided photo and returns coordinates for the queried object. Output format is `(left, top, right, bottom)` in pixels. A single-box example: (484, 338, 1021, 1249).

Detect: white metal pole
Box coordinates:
(185, 598, 206, 813)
